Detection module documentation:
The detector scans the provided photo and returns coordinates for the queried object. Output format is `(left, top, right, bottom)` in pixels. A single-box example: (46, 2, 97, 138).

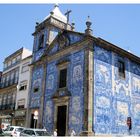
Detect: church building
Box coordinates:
(27, 4, 140, 136)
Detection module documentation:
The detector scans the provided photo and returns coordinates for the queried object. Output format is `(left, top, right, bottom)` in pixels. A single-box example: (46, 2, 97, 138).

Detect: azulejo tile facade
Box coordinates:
(26, 5, 140, 136)
(94, 45, 140, 135)
(30, 65, 44, 108)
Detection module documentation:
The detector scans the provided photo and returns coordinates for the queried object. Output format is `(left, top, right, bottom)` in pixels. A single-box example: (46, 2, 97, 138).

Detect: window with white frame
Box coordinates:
(12, 58, 16, 64)
(7, 61, 11, 67)
(14, 70, 19, 83)
(16, 55, 21, 62)
(10, 72, 14, 84)
(17, 99, 25, 109)
(19, 81, 27, 91)
(4, 63, 7, 69)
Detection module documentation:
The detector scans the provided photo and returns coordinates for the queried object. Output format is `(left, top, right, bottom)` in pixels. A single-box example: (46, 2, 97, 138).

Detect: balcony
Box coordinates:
(0, 78, 18, 89)
(0, 104, 15, 110)
(3, 61, 20, 71)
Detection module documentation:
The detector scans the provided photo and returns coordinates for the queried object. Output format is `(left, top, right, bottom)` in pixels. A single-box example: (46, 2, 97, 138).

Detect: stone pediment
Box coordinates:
(47, 30, 84, 55)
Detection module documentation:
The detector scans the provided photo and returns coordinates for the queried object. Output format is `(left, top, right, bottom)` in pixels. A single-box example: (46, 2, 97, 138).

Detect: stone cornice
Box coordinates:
(96, 38, 140, 65)
(0, 84, 17, 93)
(31, 36, 94, 66)
(47, 37, 94, 62)
(32, 16, 72, 36)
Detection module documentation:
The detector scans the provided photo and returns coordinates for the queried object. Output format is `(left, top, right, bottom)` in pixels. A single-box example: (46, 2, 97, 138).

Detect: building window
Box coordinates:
(4, 63, 7, 69)
(21, 62, 29, 73)
(10, 72, 14, 85)
(12, 58, 16, 64)
(38, 34, 44, 49)
(7, 61, 11, 67)
(14, 70, 19, 83)
(2, 95, 7, 106)
(118, 60, 125, 78)
(19, 85, 27, 91)
(34, 87, 39, 93)
(19, 81, 27, 91)
(2, 77, 5, 87)
(5, 75, 9, 86)
(16, 55, 21, 62)
(7, 94, 11, 105)
(59, 68, 67, 88)
(17, 99, 25, 109)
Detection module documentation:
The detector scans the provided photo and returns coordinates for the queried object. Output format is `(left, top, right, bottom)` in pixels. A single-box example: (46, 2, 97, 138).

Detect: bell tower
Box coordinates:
(32, 4, 73, 55)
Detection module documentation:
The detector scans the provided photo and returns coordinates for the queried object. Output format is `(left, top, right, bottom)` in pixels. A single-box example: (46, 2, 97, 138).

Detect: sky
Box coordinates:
(0, 4, 140, 71)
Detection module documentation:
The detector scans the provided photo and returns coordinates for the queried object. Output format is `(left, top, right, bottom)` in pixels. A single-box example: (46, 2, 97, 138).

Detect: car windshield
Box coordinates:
(35, 131, 49, 136)
(15, 128, 24, 132)
(9, 127, 14, 131)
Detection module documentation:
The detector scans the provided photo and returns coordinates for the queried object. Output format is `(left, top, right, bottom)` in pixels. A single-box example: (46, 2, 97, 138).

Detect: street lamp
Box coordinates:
(33, 110, 38, 129)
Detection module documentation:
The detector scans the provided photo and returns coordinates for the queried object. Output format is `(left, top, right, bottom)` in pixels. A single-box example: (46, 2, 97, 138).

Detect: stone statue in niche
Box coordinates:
(58, 34, 70, 49)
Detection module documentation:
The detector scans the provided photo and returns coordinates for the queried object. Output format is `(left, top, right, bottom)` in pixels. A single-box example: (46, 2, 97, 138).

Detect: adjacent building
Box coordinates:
(0, 72, 2, 83)
(14, 55, 32, 126)
(0, 47, 32, 126)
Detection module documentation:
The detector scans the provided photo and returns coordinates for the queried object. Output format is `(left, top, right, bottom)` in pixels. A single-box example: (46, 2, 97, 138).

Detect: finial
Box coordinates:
(86, 16, 92, 29)
(50, 11, 54, 15)
(85, 15, 93, 35)
(71, 20, 75, 31)
(36, 22, 39, 25)
(36, 22, 39, 26)
(54, 3, 59, 8)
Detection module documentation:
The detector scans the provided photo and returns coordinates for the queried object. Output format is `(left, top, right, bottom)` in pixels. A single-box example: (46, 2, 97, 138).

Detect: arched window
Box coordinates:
(38, 34, 44, 49)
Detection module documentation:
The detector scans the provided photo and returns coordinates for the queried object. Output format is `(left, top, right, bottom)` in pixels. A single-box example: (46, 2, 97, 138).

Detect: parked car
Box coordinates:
(0, 129, 4, 137)
(3, 126, 24, 136)
(20, 128, 50, 136)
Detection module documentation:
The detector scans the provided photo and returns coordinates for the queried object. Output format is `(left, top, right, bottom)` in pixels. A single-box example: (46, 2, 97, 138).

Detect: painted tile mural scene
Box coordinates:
(0, 4, 140, 137)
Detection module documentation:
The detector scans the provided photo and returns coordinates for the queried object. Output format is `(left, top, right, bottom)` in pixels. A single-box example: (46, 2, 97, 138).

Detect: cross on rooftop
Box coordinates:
(65, 10, 72, 24)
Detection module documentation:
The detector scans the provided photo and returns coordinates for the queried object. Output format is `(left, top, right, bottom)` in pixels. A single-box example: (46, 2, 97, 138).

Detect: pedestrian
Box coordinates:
(70, 129, 76, 136)
(53, 129, 57, 136)
(0, 125, 4, 136)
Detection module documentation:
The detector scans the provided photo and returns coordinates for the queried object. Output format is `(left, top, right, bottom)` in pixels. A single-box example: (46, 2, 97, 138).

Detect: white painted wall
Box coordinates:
(22, 48, 32, 60)
(15, 56, 32, 109)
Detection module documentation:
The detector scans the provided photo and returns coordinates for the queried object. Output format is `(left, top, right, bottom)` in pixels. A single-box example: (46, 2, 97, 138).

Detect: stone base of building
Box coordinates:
(79, 131, 95, 136)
